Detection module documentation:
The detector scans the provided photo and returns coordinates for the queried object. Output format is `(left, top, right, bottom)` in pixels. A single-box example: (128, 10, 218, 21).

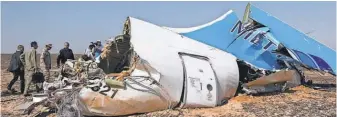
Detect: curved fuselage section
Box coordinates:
(77, 17, 240, 116)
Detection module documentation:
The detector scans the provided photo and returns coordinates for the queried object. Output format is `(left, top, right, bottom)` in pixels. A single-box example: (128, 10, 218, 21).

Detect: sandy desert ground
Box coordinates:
(1, 54, 336, 117)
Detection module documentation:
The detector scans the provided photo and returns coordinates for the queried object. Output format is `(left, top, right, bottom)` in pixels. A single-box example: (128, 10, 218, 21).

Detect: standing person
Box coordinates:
(94, 40, 103, 59)
(90, 42, 95, 46)
(57, 42, 75, 68)
(84, 44, 95, 61)
(40, 44, 52, 82)
(7, 45, 25, 94)
(20, 41, 41, 96)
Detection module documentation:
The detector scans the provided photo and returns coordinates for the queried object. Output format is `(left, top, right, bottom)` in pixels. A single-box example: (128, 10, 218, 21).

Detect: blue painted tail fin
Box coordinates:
(248, 4, 336, 73)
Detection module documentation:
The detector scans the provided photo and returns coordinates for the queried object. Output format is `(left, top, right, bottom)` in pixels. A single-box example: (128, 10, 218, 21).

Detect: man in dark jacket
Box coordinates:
(7, 45, 25, 93)
(57, 42, 75, 68)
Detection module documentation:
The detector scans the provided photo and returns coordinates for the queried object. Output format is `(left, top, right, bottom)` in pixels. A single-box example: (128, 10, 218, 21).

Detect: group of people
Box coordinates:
(7, 41, 75, 96)
(84, 40, 104, 62)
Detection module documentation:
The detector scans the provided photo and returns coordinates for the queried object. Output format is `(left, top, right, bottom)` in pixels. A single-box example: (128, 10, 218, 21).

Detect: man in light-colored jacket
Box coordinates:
(84, 44, 95, 61)
(40, 44, 52, 83)
(20, 41, 41, 96)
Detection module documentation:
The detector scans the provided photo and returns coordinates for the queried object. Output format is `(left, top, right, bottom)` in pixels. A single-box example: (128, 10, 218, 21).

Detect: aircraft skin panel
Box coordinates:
(248, 5, 336, 73)
(79, 17, 240, 116)
(292, 49, 319, 69)
(227, 27, 280, 70)
(163, 10, 235, 34)
(167, 14, 283, 70)
(180, 54, 218, 108)
(164, 10, 281, 70)
(164, 10, 239, 50)
(308, 54, 333, 72)
(164, 5, 335, 74)
(129, 17, 240, 107)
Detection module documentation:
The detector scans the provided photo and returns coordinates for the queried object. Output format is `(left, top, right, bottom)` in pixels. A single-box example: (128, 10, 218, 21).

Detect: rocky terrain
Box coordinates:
(1, 54, 336, 117)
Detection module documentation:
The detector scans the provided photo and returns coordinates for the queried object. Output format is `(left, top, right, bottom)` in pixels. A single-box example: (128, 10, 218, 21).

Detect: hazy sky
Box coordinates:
(1, 1, 336, 54)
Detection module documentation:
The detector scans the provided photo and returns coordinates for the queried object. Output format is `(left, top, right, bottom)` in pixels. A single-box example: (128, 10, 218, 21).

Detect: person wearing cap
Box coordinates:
(7, 45, 25, 94)
(40, 44, 52, 82)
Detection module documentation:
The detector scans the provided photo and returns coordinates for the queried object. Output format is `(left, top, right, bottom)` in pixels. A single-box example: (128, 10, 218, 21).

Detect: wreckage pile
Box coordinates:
(23, 35, 173, 116)
(19, 32, 335, 117)
(15, 5, 336, 116)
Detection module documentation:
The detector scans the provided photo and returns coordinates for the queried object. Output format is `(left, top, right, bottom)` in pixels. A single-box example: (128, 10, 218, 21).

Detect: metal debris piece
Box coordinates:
(242, 70, 302, 94)
(245, 70, 297, 87)
(33, 93, 48, 103)
(15, 102, 35, 111)
(105, 79, 125, 89)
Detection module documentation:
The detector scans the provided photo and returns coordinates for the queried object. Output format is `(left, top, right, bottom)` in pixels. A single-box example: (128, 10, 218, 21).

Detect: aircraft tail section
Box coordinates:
(248, 4, 336, 73)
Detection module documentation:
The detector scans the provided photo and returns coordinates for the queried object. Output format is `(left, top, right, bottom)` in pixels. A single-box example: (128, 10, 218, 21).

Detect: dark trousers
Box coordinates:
(7, 70, 25, 93)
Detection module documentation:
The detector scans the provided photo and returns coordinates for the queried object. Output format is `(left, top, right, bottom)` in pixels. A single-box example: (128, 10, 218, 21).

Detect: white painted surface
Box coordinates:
(78, 16, 240, 116)
(287, 48, 300, 61)
(129, 17, 239, 106)
(33, 94, 48, 103)
(163, 10, 233, 33)
(181, 55, 217, 108)
(79, 78, 168, 116)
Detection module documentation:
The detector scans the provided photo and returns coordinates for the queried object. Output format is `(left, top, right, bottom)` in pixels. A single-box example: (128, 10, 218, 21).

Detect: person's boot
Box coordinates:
(35, 83, 44, 93)
(8, 88, 18, 94)
(23, 93, 31, 97)
(7, 82, 15, 93)
(20, 80, 25, 94)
